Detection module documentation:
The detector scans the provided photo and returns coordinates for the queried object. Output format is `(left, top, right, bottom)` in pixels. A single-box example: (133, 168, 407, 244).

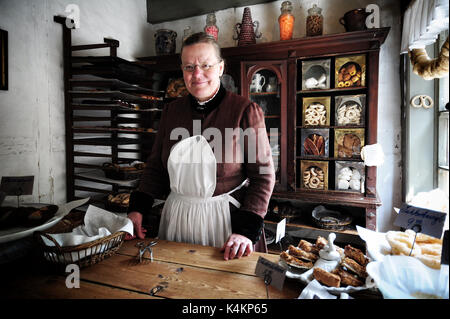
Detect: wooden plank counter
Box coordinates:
(1, 239, 302, 299)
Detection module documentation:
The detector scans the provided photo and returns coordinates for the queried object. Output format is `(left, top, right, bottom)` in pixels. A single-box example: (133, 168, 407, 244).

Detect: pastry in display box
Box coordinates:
(335, 161, 365, 193)
(302, 96, 330, 127)
(335, 54, 366, 88)
(301, 58, 331, 90)
(334, 128, 365, 158)
(335, 94, 366, 126)
(301, 128, 329, 157)
(300, 160, 328, 190)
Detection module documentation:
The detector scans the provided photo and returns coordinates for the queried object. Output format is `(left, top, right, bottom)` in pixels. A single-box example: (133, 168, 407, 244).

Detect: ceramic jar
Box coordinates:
(155, 29, 177, 55)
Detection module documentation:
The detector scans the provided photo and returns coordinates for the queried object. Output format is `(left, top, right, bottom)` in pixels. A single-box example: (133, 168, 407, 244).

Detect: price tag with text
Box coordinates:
(394, 203, 446, 239)
(275, 218, 286, 243)
(254, 256, 286, 291)
(0, 176, 34, 196)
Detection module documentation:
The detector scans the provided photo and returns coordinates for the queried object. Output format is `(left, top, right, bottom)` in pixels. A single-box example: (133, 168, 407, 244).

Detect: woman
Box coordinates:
(127, 32, 275, 260)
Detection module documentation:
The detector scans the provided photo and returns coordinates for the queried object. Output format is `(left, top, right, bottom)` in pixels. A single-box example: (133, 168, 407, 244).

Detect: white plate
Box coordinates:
(0, 198, 89, 244)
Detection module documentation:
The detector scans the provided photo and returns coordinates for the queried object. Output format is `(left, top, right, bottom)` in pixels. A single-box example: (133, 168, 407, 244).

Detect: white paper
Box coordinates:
(356, 225, 392, 261)
(367, 255, 449, 299)
(275, 218, 286, 243)
(360, 143, 384, 167)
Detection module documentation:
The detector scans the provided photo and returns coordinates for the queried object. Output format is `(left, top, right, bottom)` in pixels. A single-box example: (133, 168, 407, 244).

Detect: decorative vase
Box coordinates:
(154, 29, 177, 55)
(306, 4, 323, 37)
(204, 13, 219, 41)
(278, 1, 295, 40)
(233, 7, 262, 46)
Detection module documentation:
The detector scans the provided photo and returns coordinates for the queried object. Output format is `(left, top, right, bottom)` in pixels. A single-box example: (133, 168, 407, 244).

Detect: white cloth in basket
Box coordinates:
(40, 205, 133, 262)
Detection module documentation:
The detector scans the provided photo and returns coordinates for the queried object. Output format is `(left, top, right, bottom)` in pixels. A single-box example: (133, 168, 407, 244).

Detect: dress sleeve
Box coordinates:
(128, 104, 171, 215)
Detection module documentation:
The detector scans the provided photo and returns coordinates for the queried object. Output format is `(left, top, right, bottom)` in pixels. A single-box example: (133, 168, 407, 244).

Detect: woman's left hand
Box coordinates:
(221, 234, 253, 260)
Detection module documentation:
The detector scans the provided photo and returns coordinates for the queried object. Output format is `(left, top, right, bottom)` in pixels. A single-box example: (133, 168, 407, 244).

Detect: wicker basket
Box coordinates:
(34, 230, 127, 270)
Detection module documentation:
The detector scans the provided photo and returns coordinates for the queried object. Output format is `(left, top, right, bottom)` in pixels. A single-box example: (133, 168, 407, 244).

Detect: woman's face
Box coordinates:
(181, 42, 224, 102)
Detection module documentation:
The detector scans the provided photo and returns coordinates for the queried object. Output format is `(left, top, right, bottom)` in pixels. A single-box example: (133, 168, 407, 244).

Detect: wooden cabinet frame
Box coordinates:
(139, 28, 391, 240)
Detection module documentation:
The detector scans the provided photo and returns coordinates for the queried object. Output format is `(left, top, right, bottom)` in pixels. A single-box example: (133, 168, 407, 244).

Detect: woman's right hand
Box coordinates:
(126, 211, 147, 240)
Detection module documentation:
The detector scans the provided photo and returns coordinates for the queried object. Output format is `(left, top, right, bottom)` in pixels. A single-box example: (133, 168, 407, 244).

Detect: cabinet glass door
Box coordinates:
(241, 61, 287, 190)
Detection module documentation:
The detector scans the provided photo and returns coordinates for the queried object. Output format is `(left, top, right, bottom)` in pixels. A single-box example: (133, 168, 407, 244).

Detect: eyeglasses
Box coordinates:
(181, 60, 222, 72)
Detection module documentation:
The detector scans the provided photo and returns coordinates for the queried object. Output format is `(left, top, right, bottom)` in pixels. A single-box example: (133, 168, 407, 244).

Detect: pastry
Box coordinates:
(333, 267, 364, 287)
(288, 245, 319, 262)
(298, 239, 320, 254)
(313, 267, 341, 288)
(386, 230, 443, 269)
(341, 257, 368, 278)
(338, 133, 361, 157)
(280, 251, 314, 269)
(303, 134, 325, 156)
(303, 166, 325, 190)
(337, 63, 362, 88)
(344, 245, 369, 266)
(304, 103, 327, 126)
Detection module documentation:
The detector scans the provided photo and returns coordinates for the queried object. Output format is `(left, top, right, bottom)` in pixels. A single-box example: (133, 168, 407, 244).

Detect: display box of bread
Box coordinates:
(334, 128, 365, 158)
(335, 161, 365, 193)
(302, 96, 331, 127)
(335, 94, 366, 126)
(102, 161, 145, 180)
(300, 160, 328, 190)
(301, 58, 331, 90)
(335, 54, 366, 88)
(301, 128, 329, 157)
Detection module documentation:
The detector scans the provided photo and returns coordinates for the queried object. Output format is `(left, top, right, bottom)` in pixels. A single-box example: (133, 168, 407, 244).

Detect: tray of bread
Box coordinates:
(279, 233, 375, 294)
(102, 161, 145, 181)
(0, 198, 89, 244)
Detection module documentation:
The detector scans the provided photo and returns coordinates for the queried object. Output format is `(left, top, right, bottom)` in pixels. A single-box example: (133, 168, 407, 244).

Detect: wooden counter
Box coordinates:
(1, 239, 301, 299)
(1, 238, 382, 301)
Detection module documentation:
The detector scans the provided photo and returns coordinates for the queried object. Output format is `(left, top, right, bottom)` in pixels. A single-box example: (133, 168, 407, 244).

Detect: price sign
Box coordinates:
(0, 176, 34, 196)
(275, 218, 286, 244)
(394, 203, 446, 239)
(254, 256, 286, 291)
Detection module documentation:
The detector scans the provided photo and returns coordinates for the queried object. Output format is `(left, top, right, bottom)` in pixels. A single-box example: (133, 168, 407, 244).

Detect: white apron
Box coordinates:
(158, 135, 248, 248)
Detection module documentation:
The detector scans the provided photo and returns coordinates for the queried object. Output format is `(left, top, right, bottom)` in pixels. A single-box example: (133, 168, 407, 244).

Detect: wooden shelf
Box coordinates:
(69, 78, 164, 94)
(296, 125, 364, 129)
(72, 137, 142, 146)
(296, 156, 363, 162)
(73, 126, 157, 134)
(272, 190, 381, 209)
(297, 86, 367, 94)
(264, 219, 359, 236)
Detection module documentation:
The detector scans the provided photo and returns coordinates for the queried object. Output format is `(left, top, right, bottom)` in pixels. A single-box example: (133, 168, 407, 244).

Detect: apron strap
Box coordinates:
(225, 178, 249, 209)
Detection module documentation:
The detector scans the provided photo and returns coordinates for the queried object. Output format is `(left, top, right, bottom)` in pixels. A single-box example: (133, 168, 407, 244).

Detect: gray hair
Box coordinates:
(181, 32, 222, 61)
